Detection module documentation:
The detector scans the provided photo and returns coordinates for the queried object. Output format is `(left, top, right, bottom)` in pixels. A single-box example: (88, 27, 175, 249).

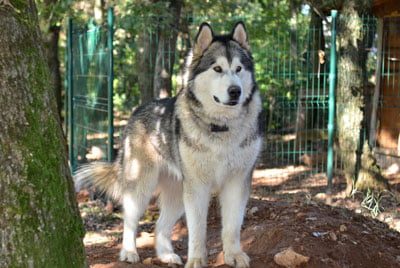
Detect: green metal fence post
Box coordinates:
(67, 17, 75, 171)
(107, 7, 115, 162)
(327, 10, 338, 194)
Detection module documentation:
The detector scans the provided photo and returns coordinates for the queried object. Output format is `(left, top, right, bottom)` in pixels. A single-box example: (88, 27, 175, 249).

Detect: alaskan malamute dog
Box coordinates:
(75, 21, 263, 268)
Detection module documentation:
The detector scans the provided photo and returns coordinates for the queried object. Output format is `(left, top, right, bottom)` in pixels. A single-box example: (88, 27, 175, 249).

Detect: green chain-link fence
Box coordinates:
(66, 8, 114, 172)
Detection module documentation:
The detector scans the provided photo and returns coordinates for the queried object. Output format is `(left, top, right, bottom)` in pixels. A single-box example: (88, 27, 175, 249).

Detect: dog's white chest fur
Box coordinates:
(179, 131, 261, 192)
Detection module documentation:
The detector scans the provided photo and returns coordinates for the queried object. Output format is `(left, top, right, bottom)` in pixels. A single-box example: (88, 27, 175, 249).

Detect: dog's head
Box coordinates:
(186, 22, 257, 117)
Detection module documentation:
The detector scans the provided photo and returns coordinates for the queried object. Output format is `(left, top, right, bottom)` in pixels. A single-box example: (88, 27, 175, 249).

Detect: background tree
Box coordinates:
(306, 0, 388, 194)
(0, 1, 86, 267)
(131, 0, 183, 103)
(36, 0, 70, 116)
(153, 0, 183, 98)
(335, 0, 388, 194)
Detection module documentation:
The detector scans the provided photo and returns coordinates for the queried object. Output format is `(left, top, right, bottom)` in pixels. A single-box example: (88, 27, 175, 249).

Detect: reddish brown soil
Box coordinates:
(81, 167, 400, 268)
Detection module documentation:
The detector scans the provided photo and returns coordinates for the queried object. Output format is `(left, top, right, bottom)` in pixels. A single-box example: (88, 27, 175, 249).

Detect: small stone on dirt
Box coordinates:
(248, 206, 259, 217)
(329, 231, 338, 241)
(274, 247, 310, 267)
(314, 192, 326, 200)
(306, 217, 317, 221)
(340, 224, 347, 232)
(312, 231, 328, 238)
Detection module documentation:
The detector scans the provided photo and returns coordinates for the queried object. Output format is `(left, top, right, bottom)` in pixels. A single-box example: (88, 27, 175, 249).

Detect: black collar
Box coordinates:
(210, 123, 229, 132)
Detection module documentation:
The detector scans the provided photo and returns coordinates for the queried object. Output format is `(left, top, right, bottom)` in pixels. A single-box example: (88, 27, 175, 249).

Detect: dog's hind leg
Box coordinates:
(119, 166, 159, 263)
(155, 176, 184, 265)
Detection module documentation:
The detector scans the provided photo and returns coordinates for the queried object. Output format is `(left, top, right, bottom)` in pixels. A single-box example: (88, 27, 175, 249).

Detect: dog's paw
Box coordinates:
(119, 249, 140, 263)
(159, 253, 183, 265)
(184, 257, 206, 268)
(224, 251, 250, 268)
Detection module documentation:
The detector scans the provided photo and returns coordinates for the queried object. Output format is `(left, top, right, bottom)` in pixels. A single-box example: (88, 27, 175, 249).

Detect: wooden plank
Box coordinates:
(369, 19, 384, 147)
(373, 0, 400, 17)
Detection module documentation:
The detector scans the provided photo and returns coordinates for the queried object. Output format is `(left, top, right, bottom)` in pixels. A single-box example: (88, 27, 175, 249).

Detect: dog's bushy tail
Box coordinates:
(74, 161, 122, 201)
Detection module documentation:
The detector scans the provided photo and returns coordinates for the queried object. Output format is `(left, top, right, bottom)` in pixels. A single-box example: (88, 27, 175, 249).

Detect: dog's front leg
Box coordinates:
(219, 175, 251, 268)
(183, 181, 210, 268)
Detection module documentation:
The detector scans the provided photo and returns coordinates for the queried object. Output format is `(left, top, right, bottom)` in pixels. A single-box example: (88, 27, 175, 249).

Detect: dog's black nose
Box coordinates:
(228, 85, 241, 100)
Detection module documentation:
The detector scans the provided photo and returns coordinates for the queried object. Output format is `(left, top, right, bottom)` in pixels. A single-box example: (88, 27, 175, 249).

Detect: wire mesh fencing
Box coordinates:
(66, 8, 114, 171)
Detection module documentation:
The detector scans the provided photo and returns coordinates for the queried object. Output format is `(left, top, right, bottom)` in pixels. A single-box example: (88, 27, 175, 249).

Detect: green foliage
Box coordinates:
(36, 0, 71, 29)
(118, 0, 176, 31)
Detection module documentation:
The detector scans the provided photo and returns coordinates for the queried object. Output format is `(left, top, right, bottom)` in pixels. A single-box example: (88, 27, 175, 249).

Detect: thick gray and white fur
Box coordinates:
(75, 21, 263, 268)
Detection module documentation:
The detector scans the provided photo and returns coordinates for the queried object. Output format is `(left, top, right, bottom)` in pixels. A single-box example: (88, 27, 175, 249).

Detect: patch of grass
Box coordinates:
(360, 189, 383, 218)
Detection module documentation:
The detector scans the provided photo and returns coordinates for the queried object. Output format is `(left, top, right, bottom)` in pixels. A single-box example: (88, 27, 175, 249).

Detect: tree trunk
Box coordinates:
(134, 0, 159, 104)
(296, 9, 324, 138)
(136, 26, 158, 104)
(153, 0, 183, 98)
(45, 25, 62, 117)
(336, 0, 388, 194)
(0, 2, 86, 267)
(136, 0, 184, 103)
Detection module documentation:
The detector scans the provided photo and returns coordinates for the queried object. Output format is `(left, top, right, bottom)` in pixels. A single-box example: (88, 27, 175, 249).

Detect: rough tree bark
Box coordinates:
(0, 1, 86, 267)
(336, 0, 388, 194)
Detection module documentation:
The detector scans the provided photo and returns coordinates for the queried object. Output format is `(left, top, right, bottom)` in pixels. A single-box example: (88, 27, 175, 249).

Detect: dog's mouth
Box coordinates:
(213, 96, 239, 106)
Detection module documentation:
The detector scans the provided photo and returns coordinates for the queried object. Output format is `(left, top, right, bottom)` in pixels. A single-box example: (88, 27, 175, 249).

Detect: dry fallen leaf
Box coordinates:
(142, 257, 152, 265)
(274, 247, 310, 268)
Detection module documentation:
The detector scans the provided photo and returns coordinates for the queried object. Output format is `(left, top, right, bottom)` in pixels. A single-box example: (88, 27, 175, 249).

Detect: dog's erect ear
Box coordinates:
(232, 21, 250, 50)
(194, 22, 214, 55)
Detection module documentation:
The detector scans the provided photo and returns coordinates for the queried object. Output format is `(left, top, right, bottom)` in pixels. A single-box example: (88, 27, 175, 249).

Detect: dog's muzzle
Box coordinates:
(227, 85, 241, 105)
(213, 85, 242, 106)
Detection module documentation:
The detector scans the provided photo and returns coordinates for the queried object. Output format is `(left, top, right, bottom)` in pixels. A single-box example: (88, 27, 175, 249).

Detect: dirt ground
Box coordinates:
(79, 166, 400, 268)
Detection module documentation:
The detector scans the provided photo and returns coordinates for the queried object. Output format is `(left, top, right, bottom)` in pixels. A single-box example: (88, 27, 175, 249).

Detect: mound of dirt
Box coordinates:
(238, 199, 400, 268)
(85, 198, 400, 268)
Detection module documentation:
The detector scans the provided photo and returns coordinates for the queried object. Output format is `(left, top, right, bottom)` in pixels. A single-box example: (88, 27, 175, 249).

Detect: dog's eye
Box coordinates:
(236, 66, 242, 73)
(213, 66, 222, 73)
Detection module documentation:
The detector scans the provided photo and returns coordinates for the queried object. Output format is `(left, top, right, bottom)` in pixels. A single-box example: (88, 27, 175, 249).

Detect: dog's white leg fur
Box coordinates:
(183, 182, 210, 268)
(120, 165, 159, 263)
(219, 175, 251, 268)
(156, 177, 184, 265)
(120, 193, 143, 263)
